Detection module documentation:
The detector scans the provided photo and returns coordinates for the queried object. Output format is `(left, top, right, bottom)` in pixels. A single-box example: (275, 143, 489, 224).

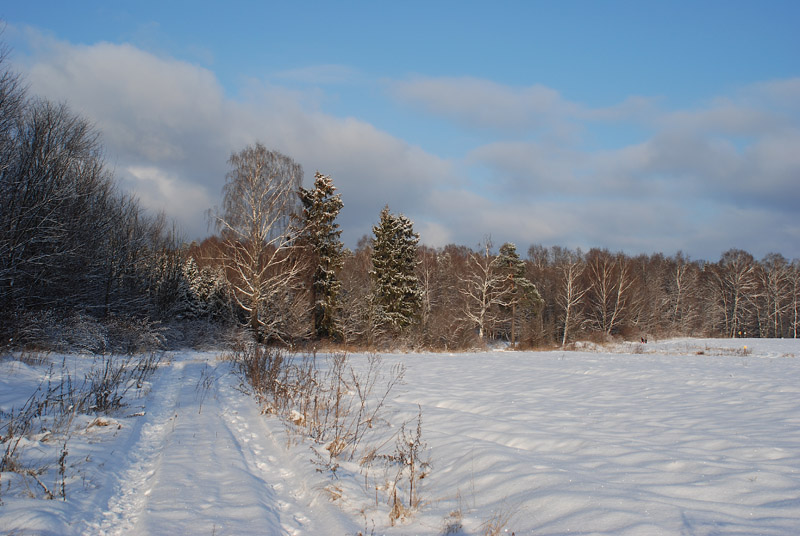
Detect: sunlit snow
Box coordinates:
(2, 339, 799, 535)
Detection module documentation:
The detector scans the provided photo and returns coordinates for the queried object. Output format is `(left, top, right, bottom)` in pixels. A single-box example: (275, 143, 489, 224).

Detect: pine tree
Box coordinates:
(370, 206, 422, 335)
(496, 242, 543, 347)
(298, 172, 345, 339)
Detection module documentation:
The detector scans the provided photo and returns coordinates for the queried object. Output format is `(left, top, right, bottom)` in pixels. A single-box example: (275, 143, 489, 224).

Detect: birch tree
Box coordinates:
(791, 260, 800, 339)
(757, 253, 793, 338)
(708, 249, 759, 338)
(553, 248, 589, 346)
(584, 249, 637, 336)
(660, 252, 701, 335)
(213, 143, 305, 343)
(459, 239, 506, 343)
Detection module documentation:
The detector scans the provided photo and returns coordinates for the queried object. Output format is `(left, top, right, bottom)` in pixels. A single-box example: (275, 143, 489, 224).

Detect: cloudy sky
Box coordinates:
(3, 1, 799, 260)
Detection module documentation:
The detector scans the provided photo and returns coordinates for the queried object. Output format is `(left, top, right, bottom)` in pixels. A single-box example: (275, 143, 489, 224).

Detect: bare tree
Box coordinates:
(584, 249, 637, 336)
(791, 260, 800, 339)
(553, 248, 589, 346)
(524, 245, 560, 346)
(416, 245, 438, 344)
(659, 252, 701, 335)
(415, 245, 475, 349)
(0, 35, 25, 175)
(213, 143, 306, 343)
(0, 97, 140, 315)
(459, 239, 508, 343)
(338, 236, 376, 347)
(0, 40, 188, 335)
(756, 253, 793, 338)
(707, 249, 759, 338)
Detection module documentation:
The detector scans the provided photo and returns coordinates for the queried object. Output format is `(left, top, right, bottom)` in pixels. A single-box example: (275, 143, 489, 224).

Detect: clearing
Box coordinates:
(2, 338, 800, 535)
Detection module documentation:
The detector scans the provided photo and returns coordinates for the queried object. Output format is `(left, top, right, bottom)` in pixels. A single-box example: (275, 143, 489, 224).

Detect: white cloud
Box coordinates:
(583, 95, 662, 122)
(123, 166, 213, 235)
(15, 32, 456, 245)
(416, 221, 454, 247)
(661, 100, 785, 136)
(24, 36, 232, 190)
(467, 141, 585, 196)
(12, 31, 800, 259)
(743, 78, 800, 112)
(448, 75, 800, 258)
(389, 76, 579, 136)
(28, 41, 227, 141)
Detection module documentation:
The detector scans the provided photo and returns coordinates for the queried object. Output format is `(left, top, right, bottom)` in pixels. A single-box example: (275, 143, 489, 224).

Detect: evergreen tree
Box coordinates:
(177, 257, 233, 322)
(370, 206, 423, 335)
(198, 265, 233, 322)
(179, 257, 204, 319)
(298, 172, 345, 339)
(496, 242, 543, 346)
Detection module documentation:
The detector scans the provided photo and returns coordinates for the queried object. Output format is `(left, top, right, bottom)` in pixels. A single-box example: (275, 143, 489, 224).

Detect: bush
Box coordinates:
(228, 345, 405, 461)
(7, 311, 165, 354)
(227, 345, 432, 525)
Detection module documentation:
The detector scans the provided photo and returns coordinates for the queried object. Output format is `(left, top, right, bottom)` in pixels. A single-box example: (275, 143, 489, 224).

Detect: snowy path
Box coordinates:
(81, 352, 354, 536)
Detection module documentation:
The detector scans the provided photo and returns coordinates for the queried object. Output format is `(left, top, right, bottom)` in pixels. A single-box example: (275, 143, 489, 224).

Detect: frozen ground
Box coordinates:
(2, 338, 799, 535)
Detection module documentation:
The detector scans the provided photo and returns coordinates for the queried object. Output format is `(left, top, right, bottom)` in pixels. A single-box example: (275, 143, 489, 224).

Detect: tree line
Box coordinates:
(186, 142, 800, 349)
(0, 40, 183, 350)
(2, 43, 798, 351)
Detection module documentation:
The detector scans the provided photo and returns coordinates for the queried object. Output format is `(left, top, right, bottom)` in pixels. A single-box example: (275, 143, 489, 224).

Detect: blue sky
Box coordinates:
(3, 1, 799, 260)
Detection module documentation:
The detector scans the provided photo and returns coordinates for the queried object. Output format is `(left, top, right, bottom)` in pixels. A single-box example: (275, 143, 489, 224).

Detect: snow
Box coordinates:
(2, 339, 800, 535)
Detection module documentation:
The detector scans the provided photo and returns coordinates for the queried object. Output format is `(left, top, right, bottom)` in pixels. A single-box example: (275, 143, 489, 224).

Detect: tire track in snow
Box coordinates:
(82, 352, 354, 535)
(82, 352, 188, 535)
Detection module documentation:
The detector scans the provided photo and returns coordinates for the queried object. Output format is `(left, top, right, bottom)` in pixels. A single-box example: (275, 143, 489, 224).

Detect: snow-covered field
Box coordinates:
(2, 338, 799, 535)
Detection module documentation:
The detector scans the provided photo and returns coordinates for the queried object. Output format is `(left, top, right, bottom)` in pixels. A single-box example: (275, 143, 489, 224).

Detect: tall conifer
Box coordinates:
(370, 206, 422, 334)
(496, 242, 542, 346)
(298, 172, 345, 339)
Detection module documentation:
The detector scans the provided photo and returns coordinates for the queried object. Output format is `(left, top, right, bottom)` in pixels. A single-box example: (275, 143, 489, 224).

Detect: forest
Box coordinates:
(2, 44, 799, 353)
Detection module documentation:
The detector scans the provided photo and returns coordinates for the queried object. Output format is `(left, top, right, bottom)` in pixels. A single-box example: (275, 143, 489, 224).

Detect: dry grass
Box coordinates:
(479, 502, 517, 536)
(230, 345, 406, 466)
(441, 509, 464, 534)
(229, 344, 434, 527)
(1, 352, 162, 502)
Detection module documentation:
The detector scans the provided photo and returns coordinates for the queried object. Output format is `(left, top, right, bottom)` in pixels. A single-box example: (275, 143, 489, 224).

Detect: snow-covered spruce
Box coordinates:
(370, 206, 423, 339)
(298, 172, 345, 340)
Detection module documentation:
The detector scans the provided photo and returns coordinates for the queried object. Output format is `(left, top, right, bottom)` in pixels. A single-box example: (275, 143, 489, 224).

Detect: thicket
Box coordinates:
(0, 41, 189, 351)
